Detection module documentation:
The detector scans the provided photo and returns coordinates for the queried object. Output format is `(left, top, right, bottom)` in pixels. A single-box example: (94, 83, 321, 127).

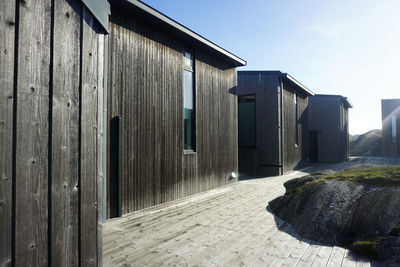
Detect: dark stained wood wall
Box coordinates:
(308, 95, 350, 163)
(282, 81, 309, 172)
(236, 72, 310, 177)
(0, 0, 105, 265)
(381, 99, 400, 157)
(236, 72, 280, 176)
(107, 7, 238, 216)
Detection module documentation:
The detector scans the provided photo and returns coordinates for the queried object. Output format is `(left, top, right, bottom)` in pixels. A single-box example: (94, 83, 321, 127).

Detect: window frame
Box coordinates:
(183, 49, 196, 152)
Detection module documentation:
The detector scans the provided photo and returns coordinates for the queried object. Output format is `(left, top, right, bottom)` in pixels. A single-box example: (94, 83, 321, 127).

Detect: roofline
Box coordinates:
(282, 73, 314, 96)
(121, 0, 246, 67)
(238, 70, 314, 96)
(313, 94, 353, 108)
(381, 98, 400, 101)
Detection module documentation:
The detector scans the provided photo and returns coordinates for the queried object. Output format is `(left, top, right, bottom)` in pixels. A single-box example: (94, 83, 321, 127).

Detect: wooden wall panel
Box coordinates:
(308, 96, 342, 163)
(282, 82, 308, 172)
(51, 0, 81, 265)
(236, 72, 280, 176)
(381, 99, 400, 157)
(14, 0, 51, 265)
(1, 1, 105, 265)
(237, 72, 310, 176)
(80, 7, 100, 266)
(0, 1, 15, 265)
(107, 7, 238, 216)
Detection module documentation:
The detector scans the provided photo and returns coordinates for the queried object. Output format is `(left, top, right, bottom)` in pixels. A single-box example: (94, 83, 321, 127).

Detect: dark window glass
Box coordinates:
(184, 50, 195, 151)
(238, 95, 256, 147)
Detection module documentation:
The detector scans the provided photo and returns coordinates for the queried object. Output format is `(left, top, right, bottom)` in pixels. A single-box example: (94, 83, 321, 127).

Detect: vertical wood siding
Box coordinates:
(0, 0, 105, 265)
(282, 81, 309, 172)
(14, 0, 51, 264)
(51, 0, 81, 265)
(236, 72, 280, 176)
(107, 8, 238, 215)
(236, 72, 310, 177)
(0, 1, 16, 265)
(308, 96, 350, 163)
(381, 99, 400, 157)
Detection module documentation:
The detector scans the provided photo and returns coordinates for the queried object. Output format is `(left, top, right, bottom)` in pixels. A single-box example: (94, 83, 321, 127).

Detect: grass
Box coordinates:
(350, 237, 387, 258)
(296, 166, 400, 191)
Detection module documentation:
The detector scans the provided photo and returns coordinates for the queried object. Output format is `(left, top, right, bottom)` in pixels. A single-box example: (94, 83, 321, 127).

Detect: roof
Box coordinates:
(313, 94, 353, 109)
(111, 0, 246, 67)
(238, 70, 314, 96)
(81, 0, 110, 32)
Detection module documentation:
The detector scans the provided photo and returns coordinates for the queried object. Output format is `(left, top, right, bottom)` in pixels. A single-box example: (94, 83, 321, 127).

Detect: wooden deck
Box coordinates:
(103, 161, 388, 266)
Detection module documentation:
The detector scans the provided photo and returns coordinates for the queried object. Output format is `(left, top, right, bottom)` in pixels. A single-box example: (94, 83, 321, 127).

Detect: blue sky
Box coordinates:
(142, 0, 400, 134)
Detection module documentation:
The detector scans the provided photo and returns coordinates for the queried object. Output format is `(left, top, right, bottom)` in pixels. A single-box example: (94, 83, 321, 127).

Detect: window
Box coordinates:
(184, 50, 195, 151)
(392, 116, 397, 143)
(294, 93, 299, 146)
(238, 95, 256, 147)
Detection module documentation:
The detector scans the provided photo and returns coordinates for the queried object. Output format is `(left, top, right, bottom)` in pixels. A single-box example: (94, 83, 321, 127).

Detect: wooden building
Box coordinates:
(0, 0, 109, 265)
(1, 0, 246, 264)
(308, 94, 353, 163)
(381, 99, 400, 157)
(236, 71, 314, 177)
(106, 0, 245, 217)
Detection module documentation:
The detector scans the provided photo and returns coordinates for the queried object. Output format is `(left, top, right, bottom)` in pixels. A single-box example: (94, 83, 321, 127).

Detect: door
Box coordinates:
(109, 116, 122, 218)
(309, 131, 318, 162)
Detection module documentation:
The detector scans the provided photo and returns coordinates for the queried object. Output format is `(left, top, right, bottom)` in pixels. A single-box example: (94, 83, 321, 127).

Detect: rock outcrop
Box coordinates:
(269, 173, 400, 266)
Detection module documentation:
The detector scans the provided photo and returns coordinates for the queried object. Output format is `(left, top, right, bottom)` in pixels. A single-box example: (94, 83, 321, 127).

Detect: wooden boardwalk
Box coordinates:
(103, 162, 388, 266)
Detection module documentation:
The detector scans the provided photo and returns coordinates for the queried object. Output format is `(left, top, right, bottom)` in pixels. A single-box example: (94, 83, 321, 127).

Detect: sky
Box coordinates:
(142, 0, 400, 135)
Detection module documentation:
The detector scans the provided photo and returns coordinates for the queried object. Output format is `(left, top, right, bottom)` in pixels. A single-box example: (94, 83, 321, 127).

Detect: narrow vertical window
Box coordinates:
(238, 95, 256, 147)
(294, 93, 299, 145)
(184, 50, 195, 151)
(392, 116, 397, 143)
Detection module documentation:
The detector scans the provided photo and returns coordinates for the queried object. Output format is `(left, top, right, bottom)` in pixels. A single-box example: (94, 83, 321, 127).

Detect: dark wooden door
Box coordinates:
(109, 116, 122, 218)
(309, 131, 318, 162)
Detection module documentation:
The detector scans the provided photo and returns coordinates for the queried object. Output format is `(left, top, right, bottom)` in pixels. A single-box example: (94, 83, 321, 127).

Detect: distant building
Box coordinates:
(381, 99, 400, 157)
(308, 94, 353, 163)
(236, 71, 314, 177)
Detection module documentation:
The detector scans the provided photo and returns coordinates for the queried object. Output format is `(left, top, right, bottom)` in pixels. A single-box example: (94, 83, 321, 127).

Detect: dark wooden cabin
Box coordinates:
(381, 99, 400, 157)
(236, 71, 314, 177)
(0, 0, 108, 265)
(106, 0, 246, 217)
(308, 94, 353, 163)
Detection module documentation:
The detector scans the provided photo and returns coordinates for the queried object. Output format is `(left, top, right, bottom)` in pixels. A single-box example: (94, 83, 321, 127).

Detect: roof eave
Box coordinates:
(282, 73, 314, 96)
(121, 0, 246, 67)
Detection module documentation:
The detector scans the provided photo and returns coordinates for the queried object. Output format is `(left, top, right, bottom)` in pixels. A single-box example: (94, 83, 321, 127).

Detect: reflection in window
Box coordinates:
(184, 50, 195, 151)
(238, 95, 256, 147)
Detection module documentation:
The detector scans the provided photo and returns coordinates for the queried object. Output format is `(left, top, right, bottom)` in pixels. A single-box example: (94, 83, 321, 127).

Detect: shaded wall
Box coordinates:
(107, 7, 238, 216)
(236, 72, 280, 176)
(236, 72, 309, 177)
(282, 81, 309, 172)
(382, 99, 400, 157)
(308, 96, 350, 163)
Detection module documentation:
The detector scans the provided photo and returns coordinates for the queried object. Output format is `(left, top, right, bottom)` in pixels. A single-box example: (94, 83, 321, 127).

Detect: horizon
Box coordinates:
(141, 0, 400, 135)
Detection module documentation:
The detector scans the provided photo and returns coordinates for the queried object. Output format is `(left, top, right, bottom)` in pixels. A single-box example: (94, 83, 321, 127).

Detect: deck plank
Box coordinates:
(103, 168, 375, 266)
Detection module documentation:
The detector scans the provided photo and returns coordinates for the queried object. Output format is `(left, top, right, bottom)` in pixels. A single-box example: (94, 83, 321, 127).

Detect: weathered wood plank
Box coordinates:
(14, 0, 51, 265)
(326, 246, 346, 267)
(0, 0, 15, 265)
(96, 32, 105, 267)
(51, 0, 81, 265)
(80, 6, 99, 267)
